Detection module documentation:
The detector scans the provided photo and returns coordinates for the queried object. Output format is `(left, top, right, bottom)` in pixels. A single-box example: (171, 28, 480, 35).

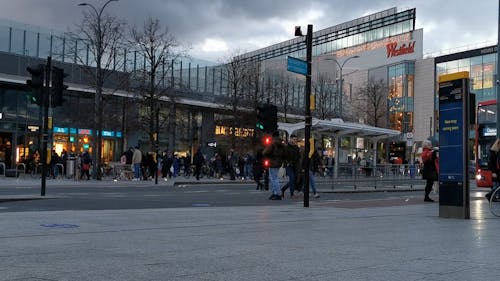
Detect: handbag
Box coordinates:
(82, 163, 90, 171)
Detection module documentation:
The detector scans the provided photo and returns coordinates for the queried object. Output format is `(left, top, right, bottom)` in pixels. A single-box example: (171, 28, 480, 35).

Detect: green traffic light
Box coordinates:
(256, 122, 264, 130)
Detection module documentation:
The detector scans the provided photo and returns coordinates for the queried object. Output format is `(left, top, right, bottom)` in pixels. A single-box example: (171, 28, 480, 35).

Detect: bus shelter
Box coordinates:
(278, 118, 401, 178)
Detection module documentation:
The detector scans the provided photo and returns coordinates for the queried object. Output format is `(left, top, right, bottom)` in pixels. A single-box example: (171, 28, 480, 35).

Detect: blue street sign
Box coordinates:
(287, 56, 308, 76)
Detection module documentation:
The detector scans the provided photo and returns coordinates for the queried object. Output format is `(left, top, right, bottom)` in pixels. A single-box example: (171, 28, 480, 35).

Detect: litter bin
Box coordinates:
(66, 158, 76, 178)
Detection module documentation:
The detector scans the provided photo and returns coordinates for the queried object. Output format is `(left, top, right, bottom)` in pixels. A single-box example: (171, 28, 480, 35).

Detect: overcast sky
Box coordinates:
(0, 0, 497, 63)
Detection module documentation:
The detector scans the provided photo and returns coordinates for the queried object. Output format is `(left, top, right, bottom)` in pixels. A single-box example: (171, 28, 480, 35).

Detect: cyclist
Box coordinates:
(486, 138, 500, 201)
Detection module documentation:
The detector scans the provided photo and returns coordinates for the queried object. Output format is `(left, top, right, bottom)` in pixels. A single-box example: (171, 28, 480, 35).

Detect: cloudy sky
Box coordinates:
(0, 0, 497, 63)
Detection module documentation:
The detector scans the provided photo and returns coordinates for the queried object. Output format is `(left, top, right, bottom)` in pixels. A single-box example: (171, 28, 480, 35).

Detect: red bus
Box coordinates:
(475, 99, 497, 187)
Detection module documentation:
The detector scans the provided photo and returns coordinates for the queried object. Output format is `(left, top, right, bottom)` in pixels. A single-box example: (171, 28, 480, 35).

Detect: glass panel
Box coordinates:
(0, 25, 9, 52)
(483, 62, 494, 89)
(39, 33, 51, 58)
(10, 27, 24, 55)
(25, 30, 38, 57)
(470, 56, 482, 66)
(52, 35, 64, 59)
(483, 53, 496, 64)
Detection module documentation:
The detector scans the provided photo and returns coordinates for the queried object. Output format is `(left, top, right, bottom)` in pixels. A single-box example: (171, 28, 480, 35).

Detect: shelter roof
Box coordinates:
(278, 118, 401, 140)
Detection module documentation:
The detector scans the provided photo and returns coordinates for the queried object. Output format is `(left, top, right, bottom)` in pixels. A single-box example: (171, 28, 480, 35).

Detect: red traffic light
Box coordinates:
(263, 159, 270, 168)
(263, 135, 272, 146)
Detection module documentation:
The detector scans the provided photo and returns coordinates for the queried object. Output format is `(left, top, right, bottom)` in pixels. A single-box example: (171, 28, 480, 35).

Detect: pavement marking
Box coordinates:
(40, 223, 80, 228)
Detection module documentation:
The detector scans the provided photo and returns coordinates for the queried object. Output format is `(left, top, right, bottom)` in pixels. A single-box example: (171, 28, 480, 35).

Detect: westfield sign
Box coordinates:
(386, 41, 415, 58)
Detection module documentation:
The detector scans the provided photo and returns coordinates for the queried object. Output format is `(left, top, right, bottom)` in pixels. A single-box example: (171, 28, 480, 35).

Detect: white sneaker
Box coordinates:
(314, 194, 320, 198)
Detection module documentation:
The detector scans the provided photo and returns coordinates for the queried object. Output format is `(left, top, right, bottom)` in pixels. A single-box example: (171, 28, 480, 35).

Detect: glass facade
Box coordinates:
(436, 52, 497, 103)
(388, 62, 414, 133)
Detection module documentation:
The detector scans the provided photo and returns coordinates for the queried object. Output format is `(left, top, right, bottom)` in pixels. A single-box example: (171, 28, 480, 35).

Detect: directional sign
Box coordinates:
(287, 56, 308, 76)
(207, 142, 217, 147)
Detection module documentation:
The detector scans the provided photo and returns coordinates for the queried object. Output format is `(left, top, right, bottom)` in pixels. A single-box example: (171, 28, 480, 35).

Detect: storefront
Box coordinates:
(53, 126, 122, 163)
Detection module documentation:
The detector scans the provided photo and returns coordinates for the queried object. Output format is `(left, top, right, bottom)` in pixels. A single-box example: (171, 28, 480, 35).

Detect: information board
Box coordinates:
(438, 71, 470, 219)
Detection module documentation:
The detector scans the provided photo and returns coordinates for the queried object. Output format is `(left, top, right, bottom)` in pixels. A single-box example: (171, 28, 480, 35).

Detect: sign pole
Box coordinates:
(303, 24, 313, 208)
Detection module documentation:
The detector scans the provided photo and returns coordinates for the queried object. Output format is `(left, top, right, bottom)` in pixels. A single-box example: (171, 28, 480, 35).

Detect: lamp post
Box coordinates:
(325, 55, 359, 119)
(78, 0, 119, 180)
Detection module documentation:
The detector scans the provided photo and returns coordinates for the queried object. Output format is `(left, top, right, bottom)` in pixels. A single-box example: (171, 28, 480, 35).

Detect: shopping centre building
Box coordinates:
(0, 6, 496, 168)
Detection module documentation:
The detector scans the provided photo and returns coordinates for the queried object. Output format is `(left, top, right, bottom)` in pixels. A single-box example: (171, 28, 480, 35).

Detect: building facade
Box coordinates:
(1, 6, 492, 169)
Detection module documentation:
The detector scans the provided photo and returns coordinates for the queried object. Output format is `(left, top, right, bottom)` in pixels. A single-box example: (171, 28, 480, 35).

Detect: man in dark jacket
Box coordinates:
(193, 148, 205, 180)
(263, 131, 286, 200)
(281, 134, 300, 198)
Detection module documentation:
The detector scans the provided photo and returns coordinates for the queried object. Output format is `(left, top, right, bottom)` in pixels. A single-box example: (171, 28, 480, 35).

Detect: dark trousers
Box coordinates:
(425, 179, 434, 198)
(195, 164, 202, 180)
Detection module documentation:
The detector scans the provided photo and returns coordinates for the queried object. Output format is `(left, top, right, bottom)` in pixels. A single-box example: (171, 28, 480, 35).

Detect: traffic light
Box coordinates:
(26, 64, 45, 106)
(262, 135, 272, 146)
(51, 66, 68, 108)
(256, 104, 278, 133)
(263, 159, 270, 168)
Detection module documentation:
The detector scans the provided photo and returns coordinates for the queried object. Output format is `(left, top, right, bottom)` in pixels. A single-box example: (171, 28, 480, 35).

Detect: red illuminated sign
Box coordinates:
(386, 41, 415, 58)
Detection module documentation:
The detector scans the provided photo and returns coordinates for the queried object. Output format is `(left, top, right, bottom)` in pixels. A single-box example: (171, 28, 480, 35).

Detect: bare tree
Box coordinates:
(129, 17, 186, 153)
(353, 78, 388, 127)
(70, 2, 126, 180)
(220, 51, 252, 149)
(313, 74, 335, 120)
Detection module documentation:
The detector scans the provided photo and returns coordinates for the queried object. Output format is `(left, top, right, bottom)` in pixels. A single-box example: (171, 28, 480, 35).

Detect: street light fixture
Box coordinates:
(324, 55, 359, 119)
(78, 0, 119, 180)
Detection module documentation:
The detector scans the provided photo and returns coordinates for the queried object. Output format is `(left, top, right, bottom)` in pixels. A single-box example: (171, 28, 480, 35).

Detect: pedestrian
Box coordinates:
(244, 152, 254, 180)
(50, 149, 60, 179)
(308, 147, 321, 198)
(486, 138, 500, 201)
(228, 149, 238, 180)
(281, 134, 300, 199)
(125, 147, 134, 165)
(132, 146, 142, 181)
(193, 147, 205, 180)
(253, 149, 264, 190)
(263, 131, 286, 200)
(421, 140, 438, 202)
(80, 150, 92, 180)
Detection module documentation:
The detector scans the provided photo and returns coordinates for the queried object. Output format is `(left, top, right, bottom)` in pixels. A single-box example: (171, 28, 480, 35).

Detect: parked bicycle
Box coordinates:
(489, 185, 500, 217)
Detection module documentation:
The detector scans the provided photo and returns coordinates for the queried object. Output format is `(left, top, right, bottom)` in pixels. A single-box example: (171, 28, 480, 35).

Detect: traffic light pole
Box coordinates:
(41, 56, 51, 196)
(303, 25, 312, 208)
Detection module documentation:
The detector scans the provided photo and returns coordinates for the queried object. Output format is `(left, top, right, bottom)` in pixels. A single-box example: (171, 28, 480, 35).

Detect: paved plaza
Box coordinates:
(0, 186, 498, 281)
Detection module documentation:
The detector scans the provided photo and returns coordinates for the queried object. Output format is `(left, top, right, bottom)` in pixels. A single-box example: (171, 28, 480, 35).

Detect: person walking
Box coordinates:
(193, 148, 205, 180)
(80, 150, 92, 180)
(263, 131, 286, 200)
(132, 146, 142, 181)
(421, 140, 438, 202)
(486, 138, 500, 201)
(309, 147, 321, 198)
(253, 149, 264, 190)
(281, 134, 300, 199)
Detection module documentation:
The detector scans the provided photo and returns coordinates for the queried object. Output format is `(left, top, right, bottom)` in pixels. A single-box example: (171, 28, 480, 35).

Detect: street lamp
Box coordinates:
(325, 55, 359, 119)
(78, 0, 119, 180)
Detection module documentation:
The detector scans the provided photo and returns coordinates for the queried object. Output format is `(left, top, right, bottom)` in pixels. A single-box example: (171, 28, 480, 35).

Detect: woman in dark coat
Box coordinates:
(421, 140, 438, 202)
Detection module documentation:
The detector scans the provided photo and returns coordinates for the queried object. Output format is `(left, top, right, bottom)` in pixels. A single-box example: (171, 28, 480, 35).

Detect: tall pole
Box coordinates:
(41, 56, 51, 196)
(497, 0, 500, 138)
(304, 24, 313, 208)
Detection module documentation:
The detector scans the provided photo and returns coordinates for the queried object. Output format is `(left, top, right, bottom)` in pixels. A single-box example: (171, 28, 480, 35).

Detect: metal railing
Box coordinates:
(314, 163, 424, 190)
